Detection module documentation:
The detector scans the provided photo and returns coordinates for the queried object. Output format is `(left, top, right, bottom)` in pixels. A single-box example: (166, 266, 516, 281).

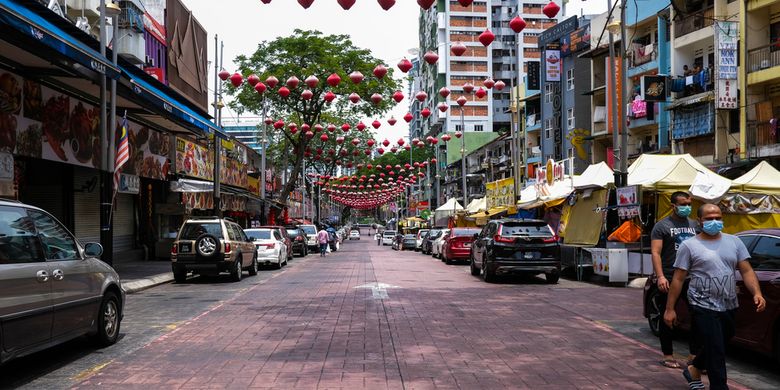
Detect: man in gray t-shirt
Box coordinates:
(664, 204, 765, 390)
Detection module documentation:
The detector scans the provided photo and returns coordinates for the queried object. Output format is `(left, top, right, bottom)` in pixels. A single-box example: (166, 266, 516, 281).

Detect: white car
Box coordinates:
(431, 229, 450, 258)
(415, 229, 430, 251)
(245, 228, 288, 269)
(349, 230, 361, 240)
(382, 230, 397, 245)
(298, 224, 319, 251)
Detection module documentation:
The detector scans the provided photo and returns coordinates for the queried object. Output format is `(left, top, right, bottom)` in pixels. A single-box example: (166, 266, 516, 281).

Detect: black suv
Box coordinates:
(470, 219, 561, 283)
(286, 228, 309, 257)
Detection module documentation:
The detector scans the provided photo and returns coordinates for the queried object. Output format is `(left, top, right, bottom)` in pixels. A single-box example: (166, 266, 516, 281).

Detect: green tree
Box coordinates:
(227, 30, 401, 205)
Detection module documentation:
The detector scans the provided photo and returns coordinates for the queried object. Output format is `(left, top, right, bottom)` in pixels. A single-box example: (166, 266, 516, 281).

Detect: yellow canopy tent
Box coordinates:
(627, 154, 731, 200)
(731, 161, 780, 194)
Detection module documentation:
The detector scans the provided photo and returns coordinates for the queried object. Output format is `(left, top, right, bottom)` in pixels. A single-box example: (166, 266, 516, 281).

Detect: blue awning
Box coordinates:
(125, 68, 222, 136)
(0, 0, 120, 79)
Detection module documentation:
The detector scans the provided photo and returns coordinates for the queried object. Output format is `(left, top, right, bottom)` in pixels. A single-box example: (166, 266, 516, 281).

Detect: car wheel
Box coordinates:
(195, 234, 220, 258)
(230, 258, 242, 282)
(470, 257, 480, 276)
(248, 254, 258, 276)
(91, 291, 121, 347)
(545, 271, 560, 284)
(646, 290, 663, 337)
(173, 265, 187, 283)
(482, 261, 496, 283)
(443, 252, 451, 264)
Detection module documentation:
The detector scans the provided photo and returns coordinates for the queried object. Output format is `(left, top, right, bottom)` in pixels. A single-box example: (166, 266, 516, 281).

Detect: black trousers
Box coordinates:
(690, 306, 736, 390)
(656, 290, 700, 356)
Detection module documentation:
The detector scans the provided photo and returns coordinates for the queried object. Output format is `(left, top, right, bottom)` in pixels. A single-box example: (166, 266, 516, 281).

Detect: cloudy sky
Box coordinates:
(187, 0, 608, 142)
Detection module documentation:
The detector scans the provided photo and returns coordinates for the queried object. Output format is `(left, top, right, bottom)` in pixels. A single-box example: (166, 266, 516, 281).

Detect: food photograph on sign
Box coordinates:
(123, 122, 170, 181)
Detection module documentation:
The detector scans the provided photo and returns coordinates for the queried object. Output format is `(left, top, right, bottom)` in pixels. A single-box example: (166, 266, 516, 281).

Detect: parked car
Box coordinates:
(244, 228, 288, 269)
(0, 200, 125, 365)
(257, 225, 293, 261)
(415, 229, 430, 251)
(382, 230, 397, 246)
(431, 229, 451, 258)
(298, 224, 319, 252)
(285, 228, 309, 257)
(171, 217, 257, 282)
(401, 234, 417, 250)
(421, 228, 443, 255)
(328, 230, 339, 252)
(643, 228, 780, 364)
(470, 219, 561, 283)
(441, 228, 481, 264)
(349, 230, 361, 240)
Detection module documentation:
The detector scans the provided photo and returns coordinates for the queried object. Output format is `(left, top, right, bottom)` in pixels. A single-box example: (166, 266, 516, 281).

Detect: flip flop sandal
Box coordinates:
(660, 359, 681, 369)
(683, 367, 705, 390)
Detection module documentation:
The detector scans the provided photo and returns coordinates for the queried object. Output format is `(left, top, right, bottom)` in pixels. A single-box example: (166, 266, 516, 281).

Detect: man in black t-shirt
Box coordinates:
(650, 191, 698, 368)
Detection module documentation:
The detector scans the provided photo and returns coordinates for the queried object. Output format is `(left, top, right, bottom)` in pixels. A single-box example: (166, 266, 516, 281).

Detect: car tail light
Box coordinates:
(494, 225, 514, 243)
(225, 243, 231, 253)
(265, 243, 276, 249)
(296, 236, 303, 241)
(543, 236, 558, 243)
(171, 244, 177, 254)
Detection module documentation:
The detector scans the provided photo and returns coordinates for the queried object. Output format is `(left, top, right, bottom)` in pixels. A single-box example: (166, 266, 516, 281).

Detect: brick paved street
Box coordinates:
(64, 239, 761, 390)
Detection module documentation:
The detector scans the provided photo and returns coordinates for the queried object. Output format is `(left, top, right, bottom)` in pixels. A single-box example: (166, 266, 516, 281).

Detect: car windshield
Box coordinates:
(452, 228, 480, 237)
(287, 229, 301, 237)
(245, 230, 272, 240)
(300, 225, 316, 235)
(180, 222, 223, 240)
(404, 234, 416, 239)
(501, 223, 554, 237)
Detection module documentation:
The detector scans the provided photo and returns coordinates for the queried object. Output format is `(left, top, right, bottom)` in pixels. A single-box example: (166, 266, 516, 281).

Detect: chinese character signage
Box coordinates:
(528, 61, 541, 90)
(486, 178, 515, 209)
(716, 21, 738, 109)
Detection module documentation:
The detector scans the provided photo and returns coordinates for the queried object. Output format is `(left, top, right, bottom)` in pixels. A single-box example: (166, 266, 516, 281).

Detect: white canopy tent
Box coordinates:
(465, 198, 487, 214)
(517, 177, 576, 209)
(434, 198, 463, 226)
(573, 162, 615, 189)
(627, 154, 731, 200)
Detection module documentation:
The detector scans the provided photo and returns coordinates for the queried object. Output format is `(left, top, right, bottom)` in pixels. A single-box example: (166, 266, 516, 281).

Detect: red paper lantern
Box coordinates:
(327, 124, 336, 132)
(463, 83, 474, 93)
(438, 102, 448, 112)
(404, 145, 411, 151)
(301, 90, 314, 100)
(336, 136, 345, 144)
(314, 124, 323, 132)
(265, 76, 279, 88)
(483, 78, 495, 89)
(403, 112, 413, 122)
(264, 117, 273, 125)
(451, 42, 467, 56)
(349, 71, 364, 84)
(218, 69, 230, 81)
(351, 138, 360, 146)
(398, 58, 413, 73)
(494, 80, 506, 91)
(371, 93, 383, 104)
(456, 96, 468, 106)
(415, 91, 428, 102)
(305, 131, 314, 139)
(286, 76, 300, 89)
(417, 0, 436, 10)
(349, 93, 361, 103)
(337, 0, 356, 10)
(397, 138, 405, 146)
(273, 120, 284, 129)
(327, 73, 341, 87)
(297, 0, 314, 8)
(439, 87, 451, 98)
(388, 117, 397, 126)
(392, 91, 404, 103)
(423, 51, 439, 65)
(475, 87, 487, 99)
(457, 0, 473, 6)
(509, 16, 527, 33)
(543, 1, 560, 18)
(324, 91, 336, 102)
(431, 158, 437, 164)
(229, 73, 243, 87)
(441, 134, 451, 142)
(420, 107, 431, 118)
(367, 139, 375, 147)
(247, 74, 260, 86)
(382, 139, 390, 147)
(305, 75, 319, 88)
(356, 122, 367, 131)
(341, 124, 351, 132)
(377, 0, 395, 10)
(377, 148, 385, 155)
(372, 120, 381, 129)
(320, 133, 329, 142)
(373, 64, 388, 79)
(278, 86, 291, 98)
(455, 131, 463, 138)
(254, 82, 267, 94)
(478, 29, 495, 46)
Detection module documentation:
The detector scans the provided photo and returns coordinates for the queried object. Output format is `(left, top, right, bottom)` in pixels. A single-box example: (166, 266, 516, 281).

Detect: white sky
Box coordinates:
(187, 0, 609, 143)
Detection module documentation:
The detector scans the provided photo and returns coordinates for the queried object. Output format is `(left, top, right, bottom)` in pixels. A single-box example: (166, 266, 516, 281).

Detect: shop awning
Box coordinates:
(124, 69, 222, 136)
(170, 178, 212, 192)
(0, 0, 120, 79)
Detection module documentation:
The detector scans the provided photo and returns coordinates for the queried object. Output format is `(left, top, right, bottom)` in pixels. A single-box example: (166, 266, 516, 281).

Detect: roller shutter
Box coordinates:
(73, 168, 101, 246)
(113, 193, 135, 252)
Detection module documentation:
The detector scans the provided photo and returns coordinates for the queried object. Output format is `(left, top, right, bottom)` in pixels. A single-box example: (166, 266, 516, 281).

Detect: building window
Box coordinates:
(474, 125, 484, 132)
(455, 124, 463, 132)
(567, 69, 575, 91)
(544, 118, 552, 138)
(544, 84, 553, 103)
(567, 108, 575, 129)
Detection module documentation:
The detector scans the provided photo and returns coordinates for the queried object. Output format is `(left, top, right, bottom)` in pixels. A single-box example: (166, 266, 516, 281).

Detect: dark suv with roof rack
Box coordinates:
(171, 217, 257, 282)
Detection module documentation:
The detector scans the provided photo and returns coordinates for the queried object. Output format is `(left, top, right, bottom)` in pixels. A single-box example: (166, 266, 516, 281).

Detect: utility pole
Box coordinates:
(619, 0, 629, 187)
(460, 108, 467, 205)
(213, 41, 224, 217)
(607, 0, 620, 187)
(98, 0, 111, 264)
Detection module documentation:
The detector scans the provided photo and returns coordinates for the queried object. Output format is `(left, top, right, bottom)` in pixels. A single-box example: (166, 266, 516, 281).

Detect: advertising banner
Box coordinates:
(720, 194, 780, 214)
(123, 121, 170, 180)
(486, 178, 515, 209)
(716, 21, 739, 109)
(175, 137, 214, 181)
(247, 176, 260, 196)
(606, 56, 623, 134)
(545, 50, 562, 82)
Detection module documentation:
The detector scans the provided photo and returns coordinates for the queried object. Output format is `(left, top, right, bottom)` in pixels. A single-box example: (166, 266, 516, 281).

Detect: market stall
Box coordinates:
(434, 198, 463, 227)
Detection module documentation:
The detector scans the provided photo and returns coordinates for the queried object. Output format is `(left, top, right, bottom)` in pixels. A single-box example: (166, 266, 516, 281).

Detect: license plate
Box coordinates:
(524, 251, 539, 259)
(180, 244, 191, 253)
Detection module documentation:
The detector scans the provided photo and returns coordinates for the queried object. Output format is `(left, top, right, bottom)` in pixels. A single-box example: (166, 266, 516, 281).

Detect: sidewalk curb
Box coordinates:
(122, 272, 174, 294)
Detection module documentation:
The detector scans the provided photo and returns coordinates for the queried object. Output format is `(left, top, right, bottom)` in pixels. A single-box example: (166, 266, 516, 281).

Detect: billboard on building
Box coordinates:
(527, 61, 540, 90)
(545, 50, 562, 82)
(715, 21, 738, 109)
(166, 0, 209, 111)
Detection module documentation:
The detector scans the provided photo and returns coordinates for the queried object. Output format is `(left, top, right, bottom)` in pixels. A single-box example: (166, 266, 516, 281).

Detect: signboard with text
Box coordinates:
(545, 50, 562, 82)
(486, 178, 515, 209)
(716, 21, 739, 109)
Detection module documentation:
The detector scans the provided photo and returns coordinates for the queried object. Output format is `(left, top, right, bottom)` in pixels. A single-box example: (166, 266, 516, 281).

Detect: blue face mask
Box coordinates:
(702, 220, 724, 235)
(675, 205, 692, 218)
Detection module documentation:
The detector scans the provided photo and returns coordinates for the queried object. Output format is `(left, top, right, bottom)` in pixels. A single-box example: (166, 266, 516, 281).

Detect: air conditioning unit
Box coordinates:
(65, 0, 100, 19)
(115, 29, 145, 64)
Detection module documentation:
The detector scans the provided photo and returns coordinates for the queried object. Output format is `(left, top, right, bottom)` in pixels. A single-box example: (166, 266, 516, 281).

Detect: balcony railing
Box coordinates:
(745, 122, 780, 158)
(747, 42, 780, 73)
(674, 7, 714, 38)
(629, 43, 657, 68)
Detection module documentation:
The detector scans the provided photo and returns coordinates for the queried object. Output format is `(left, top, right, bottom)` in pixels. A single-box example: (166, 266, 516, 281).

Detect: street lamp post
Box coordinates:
(460, 107, 467, 204)
(260, 98, 268, 200)
(606, 0, 621, 187)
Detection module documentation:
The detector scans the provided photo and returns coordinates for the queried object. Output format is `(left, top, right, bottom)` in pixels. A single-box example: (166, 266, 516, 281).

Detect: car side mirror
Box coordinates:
(84, 242, 103, 257)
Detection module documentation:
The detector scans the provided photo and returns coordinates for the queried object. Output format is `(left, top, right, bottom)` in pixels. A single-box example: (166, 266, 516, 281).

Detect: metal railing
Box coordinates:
(629, 44, 657, 67)
(674, 7, 714, 38)
(745, 122, 779, 157)
(747, 42, 780, 73)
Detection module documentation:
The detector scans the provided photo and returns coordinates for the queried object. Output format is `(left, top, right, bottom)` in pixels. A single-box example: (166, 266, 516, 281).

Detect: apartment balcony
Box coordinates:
(674, 7, 714, 39)
(747, 42, 780, 85)
(526, 147, 541, 164)
(627, 43, 658, 77)
(746, 122, 780, 158)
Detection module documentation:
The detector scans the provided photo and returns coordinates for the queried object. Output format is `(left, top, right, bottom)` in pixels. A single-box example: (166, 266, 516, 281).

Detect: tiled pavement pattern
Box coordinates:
(76, 241, 750, 389)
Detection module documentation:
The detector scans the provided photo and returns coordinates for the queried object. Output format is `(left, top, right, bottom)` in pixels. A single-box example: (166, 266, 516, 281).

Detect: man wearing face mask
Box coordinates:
(665, 204, 765, 390)
(650, 191, 698, 368)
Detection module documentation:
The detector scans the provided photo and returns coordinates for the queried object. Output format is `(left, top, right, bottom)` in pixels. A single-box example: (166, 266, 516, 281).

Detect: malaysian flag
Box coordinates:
(113, 113, 130, 191)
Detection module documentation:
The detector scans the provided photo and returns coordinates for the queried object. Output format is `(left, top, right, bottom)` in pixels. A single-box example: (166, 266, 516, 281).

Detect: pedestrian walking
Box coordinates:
(650, 191, 698, 369)
(664, 204, 766, 390)
(317, 226, 329, 257)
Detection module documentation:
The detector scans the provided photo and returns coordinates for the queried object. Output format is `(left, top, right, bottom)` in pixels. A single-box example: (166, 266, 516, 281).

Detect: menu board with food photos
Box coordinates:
(175, 137, 214, 181)
(0, 69, 170, 179)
